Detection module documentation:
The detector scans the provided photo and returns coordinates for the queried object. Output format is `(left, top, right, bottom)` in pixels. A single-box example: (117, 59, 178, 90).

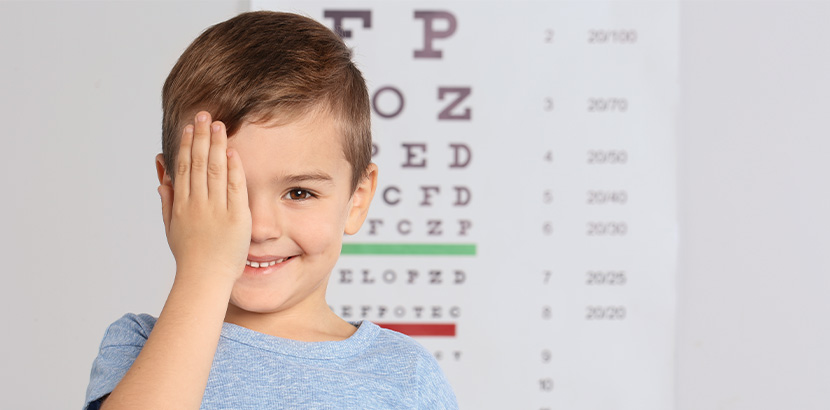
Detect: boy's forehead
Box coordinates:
(253, 102, 335, 128)
(228, 111, 349, 178)
(236, 110, 344, 149)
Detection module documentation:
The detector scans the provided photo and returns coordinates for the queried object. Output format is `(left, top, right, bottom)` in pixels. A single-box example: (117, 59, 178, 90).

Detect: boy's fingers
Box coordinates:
(158, 185, 173, 236)
(175, 125, 193, 199)
(226, 148, 248, 213)
(190, 111, 212, 199)
(207, 121, 228, 204)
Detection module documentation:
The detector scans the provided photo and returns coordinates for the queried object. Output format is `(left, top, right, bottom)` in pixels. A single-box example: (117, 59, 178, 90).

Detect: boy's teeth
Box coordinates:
(246, 258, 287, 268)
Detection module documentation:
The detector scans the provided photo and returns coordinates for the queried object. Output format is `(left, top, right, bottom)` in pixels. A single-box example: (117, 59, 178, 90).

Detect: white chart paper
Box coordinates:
(252, 2, 678, 408)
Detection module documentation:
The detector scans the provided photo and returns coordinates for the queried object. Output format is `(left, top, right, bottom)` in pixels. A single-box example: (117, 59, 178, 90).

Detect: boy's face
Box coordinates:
(159, 109, 377, 315)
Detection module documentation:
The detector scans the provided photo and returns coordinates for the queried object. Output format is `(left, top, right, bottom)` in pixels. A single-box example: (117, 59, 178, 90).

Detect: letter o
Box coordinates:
(372, 86, 405, 119)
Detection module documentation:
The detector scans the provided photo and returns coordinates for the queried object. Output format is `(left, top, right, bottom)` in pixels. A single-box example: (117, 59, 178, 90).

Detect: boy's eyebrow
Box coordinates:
(278, 172, 335, 185)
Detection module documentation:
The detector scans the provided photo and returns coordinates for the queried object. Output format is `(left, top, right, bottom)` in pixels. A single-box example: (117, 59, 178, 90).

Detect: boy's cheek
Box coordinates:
(294, 216, 346, 248)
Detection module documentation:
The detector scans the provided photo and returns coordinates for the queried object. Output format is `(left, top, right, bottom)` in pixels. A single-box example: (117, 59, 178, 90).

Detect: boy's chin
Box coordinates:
(227, 277, 331, 318)
(227, 289, 314, 317)
(228, 297, 288, 315)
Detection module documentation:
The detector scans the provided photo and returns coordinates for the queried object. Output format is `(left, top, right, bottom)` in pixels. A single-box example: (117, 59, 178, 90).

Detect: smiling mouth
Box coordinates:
(245, 256, 295, 268)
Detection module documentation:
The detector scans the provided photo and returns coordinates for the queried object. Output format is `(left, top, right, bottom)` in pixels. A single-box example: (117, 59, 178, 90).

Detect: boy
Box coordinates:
(84, 11, 458, 410)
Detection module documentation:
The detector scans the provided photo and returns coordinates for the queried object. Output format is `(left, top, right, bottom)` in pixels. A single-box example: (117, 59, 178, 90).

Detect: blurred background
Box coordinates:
(1, 1, 829, 409)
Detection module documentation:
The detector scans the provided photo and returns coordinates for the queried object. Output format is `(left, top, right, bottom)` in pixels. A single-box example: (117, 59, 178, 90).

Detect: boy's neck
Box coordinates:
(223, 302, 357, 342)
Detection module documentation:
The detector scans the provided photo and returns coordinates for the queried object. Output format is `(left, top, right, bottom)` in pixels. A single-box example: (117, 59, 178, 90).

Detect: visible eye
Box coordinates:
(284, 188, 314, 201)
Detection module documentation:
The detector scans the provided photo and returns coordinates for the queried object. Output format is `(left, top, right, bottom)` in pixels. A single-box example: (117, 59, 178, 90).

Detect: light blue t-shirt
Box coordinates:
(84, 313, 458, 409)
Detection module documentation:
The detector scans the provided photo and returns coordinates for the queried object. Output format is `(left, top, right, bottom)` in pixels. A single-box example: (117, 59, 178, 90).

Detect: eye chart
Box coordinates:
(253, 2, 678, 409)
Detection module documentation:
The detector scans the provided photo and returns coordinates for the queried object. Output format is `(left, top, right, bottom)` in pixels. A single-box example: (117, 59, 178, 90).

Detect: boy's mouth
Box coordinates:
(246, 256, 295, 268)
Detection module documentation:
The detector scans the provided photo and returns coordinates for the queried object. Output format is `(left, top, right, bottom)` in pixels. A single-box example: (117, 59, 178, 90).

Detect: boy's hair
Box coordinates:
(161, 11, 371, 192)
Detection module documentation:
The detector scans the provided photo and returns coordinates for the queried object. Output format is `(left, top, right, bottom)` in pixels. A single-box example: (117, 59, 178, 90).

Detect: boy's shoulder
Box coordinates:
(99, 313, 440, 377)
(97, 313, 157, 348)
(98, 313, 429, 359)
(356, 320, 438, 363)
(97, 313, 438, 372)
(362, 320, 428, 349)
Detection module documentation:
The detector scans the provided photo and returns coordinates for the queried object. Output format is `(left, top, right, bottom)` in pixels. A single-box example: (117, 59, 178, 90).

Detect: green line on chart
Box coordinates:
(341, 243, 477, 256)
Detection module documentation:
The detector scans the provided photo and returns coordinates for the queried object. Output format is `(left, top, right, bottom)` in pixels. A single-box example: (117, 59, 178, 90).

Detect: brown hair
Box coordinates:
(161, 11, 371, 191)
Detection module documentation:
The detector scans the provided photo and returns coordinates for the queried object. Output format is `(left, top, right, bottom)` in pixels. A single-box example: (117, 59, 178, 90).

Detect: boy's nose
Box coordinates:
(249, 200, 282, 243)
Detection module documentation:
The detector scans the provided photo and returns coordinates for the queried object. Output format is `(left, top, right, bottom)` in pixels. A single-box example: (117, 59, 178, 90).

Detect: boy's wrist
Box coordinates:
(172, 267, 238, 294)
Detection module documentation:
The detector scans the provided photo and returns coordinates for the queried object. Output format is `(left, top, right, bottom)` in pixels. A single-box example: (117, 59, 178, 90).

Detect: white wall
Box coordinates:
(1, 1, 828, 409)
(677, 2, 830, 409)
(0, 2, 247, 408)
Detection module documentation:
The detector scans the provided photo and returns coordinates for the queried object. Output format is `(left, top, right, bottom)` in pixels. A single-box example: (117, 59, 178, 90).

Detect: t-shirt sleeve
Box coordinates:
(415, 350, 459, 410)
(83, 313, 156, 410)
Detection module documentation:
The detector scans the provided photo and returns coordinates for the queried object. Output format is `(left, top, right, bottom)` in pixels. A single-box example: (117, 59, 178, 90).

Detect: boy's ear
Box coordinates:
(344, 163, 378, 235)
(155, 153, 172, 186)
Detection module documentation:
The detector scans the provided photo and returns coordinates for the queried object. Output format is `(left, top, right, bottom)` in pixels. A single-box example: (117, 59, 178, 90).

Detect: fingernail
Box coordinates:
(197, 113, 207, 123)
(212, 123, 220, 132)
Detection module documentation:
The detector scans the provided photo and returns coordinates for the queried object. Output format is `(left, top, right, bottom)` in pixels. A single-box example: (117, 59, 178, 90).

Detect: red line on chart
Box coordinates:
(376, 323, 457, 337)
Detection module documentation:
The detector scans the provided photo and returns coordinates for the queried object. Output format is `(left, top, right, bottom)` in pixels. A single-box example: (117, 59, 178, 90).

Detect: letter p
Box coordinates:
(414, 11, 457, 59)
